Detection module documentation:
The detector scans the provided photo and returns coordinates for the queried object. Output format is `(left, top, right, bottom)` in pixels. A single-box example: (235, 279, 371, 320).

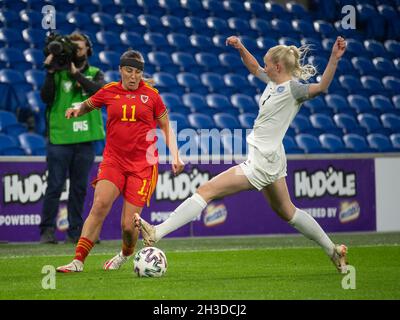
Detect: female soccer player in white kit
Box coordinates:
(136, 36, 348, 273)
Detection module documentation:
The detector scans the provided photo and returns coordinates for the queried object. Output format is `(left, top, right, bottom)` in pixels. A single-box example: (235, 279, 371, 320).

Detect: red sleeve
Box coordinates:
(154, 93, 168, 119)
(85, 87, 107, 110)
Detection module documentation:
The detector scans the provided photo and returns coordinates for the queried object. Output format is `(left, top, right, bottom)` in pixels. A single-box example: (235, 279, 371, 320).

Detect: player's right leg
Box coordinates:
(135, 165, 254, 246)
(57, 179, 120, 272)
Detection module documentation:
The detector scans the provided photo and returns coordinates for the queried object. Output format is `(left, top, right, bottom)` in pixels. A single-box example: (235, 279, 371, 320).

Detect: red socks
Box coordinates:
(74, 237, 94, 263)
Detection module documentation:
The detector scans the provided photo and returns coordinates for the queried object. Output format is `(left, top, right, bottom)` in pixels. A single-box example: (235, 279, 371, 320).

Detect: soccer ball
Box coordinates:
(133, 247, 167, 278)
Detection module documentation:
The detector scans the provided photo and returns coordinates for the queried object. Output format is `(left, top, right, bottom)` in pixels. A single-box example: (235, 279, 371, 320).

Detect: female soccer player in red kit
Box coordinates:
(57, 50, 184, 272)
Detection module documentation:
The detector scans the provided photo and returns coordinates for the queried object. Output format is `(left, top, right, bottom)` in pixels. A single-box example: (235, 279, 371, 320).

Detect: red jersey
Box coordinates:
(86, 80, 167, 172)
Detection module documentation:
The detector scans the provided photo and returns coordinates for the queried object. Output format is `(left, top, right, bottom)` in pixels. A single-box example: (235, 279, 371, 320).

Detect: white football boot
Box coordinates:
(330, 244, 348, 274)
(134, 213, 156, 247)
(56, 259, 83, 273)
(103, 251, 130, 270)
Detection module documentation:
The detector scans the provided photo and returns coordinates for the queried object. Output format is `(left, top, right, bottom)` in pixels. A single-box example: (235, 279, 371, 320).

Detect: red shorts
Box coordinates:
(92, 159, 158, 207)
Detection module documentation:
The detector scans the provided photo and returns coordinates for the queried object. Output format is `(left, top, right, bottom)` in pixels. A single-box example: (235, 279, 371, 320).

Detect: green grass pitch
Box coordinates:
(0, 232, 399, 300)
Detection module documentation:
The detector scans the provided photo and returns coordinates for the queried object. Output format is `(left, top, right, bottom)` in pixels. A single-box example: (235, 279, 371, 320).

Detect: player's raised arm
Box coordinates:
(309, 36, 347, 97)
(65, 101, 93, 119)
(157, 113, 185, 175)
(226, 36, 261, 75)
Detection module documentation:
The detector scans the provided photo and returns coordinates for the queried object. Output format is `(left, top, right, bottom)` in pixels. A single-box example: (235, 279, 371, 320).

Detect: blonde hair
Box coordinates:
(267, 45, 316, 81)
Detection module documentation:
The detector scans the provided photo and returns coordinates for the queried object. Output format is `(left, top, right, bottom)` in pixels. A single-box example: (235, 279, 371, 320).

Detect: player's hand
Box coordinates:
(172, 156, 185, 176)
(331, 36, 346, 60)
(226, 36, 243, 49)
(65, 107, 80, 119)
(70, 62, 78, 75)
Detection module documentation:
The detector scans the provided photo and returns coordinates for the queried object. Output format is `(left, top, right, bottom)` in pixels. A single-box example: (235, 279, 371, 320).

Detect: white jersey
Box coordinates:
(246, 67, 311, 158)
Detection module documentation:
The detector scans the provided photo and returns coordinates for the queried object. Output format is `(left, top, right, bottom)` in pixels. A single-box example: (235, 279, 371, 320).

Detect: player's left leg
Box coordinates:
(103, 201, 143, 270)
(262, 177, 348, 273)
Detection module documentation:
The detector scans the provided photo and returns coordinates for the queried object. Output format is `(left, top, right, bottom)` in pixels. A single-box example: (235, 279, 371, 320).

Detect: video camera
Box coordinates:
(43, 32, 78, 71)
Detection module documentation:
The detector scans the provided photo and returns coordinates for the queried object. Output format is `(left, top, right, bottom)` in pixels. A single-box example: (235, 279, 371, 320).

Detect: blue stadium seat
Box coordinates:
(219, 53, 244, 73)
(360, 76, 387, 96)
(0, 10, 20, 28)
(148, 52, 179, 74)
(333, 113, 367, 136)
(339, 75, 364, 95)
(325, 94, 355, 116)
(221, 131, 247, 156)
(181, 0, 207, 17)
(0, 28, 26, 51)
(224, 73, 254, 96)
(384, 40, 400, 59)
(239, 36, 260, 54)
(0, 47, 31, 71)
(367, 133, 397, 152)
(200, 72, 226, 95)
(382, 76, 400, 95)
(357, 113, 391, 135)
(286, 2, 311, 21)
(153, 72, 184, 95)
(370, 95, 395, 114)
(351, 56, 375, 75)
(161, 15, 186, 33)
(0, 133, 25, 155)
(247, 74, 266, 93)
(92, 12, 115, 31)
(24, 48, 44, 69)
(378, 5, 399, 39)
(26, 90, 46, 135)
(195, 52, 225, 74)
(92, 0, 120, 15)
(279, 37, 301, 48)
(18, 132, 46, 155)
(137, 0, 165, 17)
(308, 56, 328, 74)
(167, 33, 195, 54)
(310, 113, 343, 136)
(159, 0, 187, 17)
(96, 31, 122, 51)
(206, 94, 236, 114)
(356, 3, 383, 39)
(171, 52, 202, 74)
(115, 14, 145, 34)
(211, 35, 227, 54)
(19, 9, 42, 28)
(231, 94, 258, 114)
(206, 17, 229, 36)
(104, 71, 119, 83)
(66, 11, 95, 32)
(182, 93, 214, 116)
(0, 69, 31, 107)
(213, 113, 241, 130)
(176, 72, 208, 95)
(98, 51, 120, 70)
(313, 20, 336, 38)
(271, 19, 295, 38)
(364, 39, 387, 58)
(283, 135, 304, 154)
(188, 113, 215, 130)
(319, 133, 351, 153)
(381, 113, 400, 132)
(244, 1, 267, 18)
(138, 14, 165, 32)
(302, 96, 330, 116)
(257, 37, 278, 52)
(393, 95, 400, 110)
(295, 133, 329, 154)
(183, 16, 211, 36)
(228, 17, 257, 37)
(168, 112, 191, 132)
(0, 110, 28, 137)
(224, 1, 252, 19)
(160, 93, 189, 115)
(373, 57, 397, 77)
(202, 0, 230, 19)
(292, 19, 315, 37)
(22, 28, 47, 49)
(390, 133, 400, 149)
(144, 32, 171, 53)
(190, 34, 214, 53)
(348, 94, 376, 115)
(266, 2, 290, 19)
(346, 39, 367, 57)
(250, 19, 272, 37)
(24, 69, 45, 90)
(238, 113, 257, 129)
(291, 114, 323, 136)
(343, 133, 377, 153)
(120, 32, 147, 54)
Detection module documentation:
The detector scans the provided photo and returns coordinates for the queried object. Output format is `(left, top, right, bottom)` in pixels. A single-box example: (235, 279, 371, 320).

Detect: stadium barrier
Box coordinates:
(0, 154, 399, 242)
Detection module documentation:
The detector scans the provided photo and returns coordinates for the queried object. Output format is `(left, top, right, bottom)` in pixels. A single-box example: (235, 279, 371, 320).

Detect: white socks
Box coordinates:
(155, 193, 207, 240)
(288, 208, 335, 257)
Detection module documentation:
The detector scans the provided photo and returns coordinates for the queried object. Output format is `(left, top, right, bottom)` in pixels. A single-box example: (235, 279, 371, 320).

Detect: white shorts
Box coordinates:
(239, 143, 287, 191)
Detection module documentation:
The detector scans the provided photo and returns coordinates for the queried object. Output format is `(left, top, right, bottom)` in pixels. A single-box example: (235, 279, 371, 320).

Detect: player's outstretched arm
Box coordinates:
(309, 36, 347, 97)
(226, 36, 261, 75)
(65, 101, 93, 119)
(157, 114, 185, 175)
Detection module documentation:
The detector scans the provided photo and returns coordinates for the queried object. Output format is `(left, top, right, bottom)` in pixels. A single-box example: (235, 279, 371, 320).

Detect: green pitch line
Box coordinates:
(0, 232, 399, 300)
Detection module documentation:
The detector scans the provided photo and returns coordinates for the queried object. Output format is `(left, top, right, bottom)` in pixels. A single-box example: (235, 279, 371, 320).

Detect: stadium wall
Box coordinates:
(0, 155, 399, 242)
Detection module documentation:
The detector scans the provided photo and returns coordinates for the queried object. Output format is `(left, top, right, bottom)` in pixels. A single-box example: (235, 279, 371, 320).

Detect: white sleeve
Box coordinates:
(290, 80, 311, 103)
(255, 67, 270, 84)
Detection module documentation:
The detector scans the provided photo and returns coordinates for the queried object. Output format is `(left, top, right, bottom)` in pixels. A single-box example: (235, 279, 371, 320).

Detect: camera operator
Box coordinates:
(39, 32, 105, 244)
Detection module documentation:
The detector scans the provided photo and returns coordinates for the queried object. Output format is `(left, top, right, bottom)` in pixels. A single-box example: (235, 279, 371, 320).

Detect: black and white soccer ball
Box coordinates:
(133, 247, 168, 278)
